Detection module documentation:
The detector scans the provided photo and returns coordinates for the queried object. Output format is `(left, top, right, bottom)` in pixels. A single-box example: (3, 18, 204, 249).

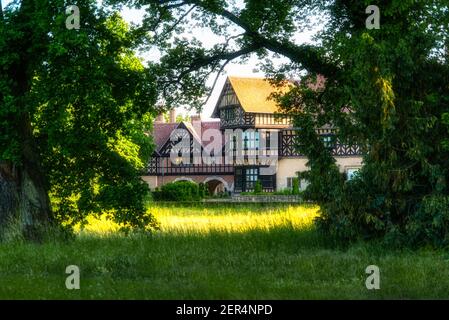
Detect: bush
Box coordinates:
(254, 180, 263, 194)
(273, 189, 289, 195)
(198, 183, 206, 198)
(405, 195, 449, 247)
(314, 165, 449, 248)
(315, 175, 372, 242)
(208, 191, 231, 199)
(292, 177, 300, 195)
(153, 181, 202, 202)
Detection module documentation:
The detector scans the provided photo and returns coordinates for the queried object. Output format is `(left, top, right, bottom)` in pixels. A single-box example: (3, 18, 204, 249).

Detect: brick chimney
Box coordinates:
(191, 114, 202, 141)
(169, 109, 176, 123)
(190, 114, 201, 122)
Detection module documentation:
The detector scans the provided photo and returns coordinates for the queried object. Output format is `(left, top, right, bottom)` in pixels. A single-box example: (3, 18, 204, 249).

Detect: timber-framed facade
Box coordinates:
(142, 76, 363, 194)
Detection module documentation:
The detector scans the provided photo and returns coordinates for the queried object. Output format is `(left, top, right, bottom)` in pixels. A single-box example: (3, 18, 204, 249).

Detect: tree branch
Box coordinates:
(202, 58, 232, 108)
(210, 5, 339, 76)
(154, 4, 196, 42)
(179, 43, 262, 78)
(157, 0, 339, 77)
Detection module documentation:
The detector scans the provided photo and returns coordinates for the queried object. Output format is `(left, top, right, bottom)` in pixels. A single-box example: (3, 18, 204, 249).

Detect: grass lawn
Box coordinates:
(0, 203, 449, 299)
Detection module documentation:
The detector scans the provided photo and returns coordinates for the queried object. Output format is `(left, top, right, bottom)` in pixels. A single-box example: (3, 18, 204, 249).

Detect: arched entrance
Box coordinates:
(203, 177, 229, 195)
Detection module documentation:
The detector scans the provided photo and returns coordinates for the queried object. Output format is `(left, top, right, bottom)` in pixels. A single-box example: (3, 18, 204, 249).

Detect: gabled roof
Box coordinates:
(212, 76, 293, 117)
(152, 120, 222, 154)
(183, 122, 202, 145)
(153, 123, 179, 152)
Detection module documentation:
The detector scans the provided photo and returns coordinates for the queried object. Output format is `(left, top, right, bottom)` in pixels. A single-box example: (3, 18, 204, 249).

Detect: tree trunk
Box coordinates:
(0, 159, 51, 241)
(0, 114, 51, 240)
(0, 115, 52, 241)
(0, 0, 52, 241)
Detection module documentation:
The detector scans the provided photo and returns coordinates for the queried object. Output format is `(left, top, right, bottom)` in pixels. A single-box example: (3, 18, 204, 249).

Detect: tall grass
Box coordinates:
(76, 203, 319, 235)
(152, 203, 319, 234)
(1, 203, 449, 299)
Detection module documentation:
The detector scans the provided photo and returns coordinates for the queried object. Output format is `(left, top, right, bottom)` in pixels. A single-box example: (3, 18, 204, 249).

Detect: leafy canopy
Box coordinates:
(116, 0, 449, 246)
(0, 0, 159, 232)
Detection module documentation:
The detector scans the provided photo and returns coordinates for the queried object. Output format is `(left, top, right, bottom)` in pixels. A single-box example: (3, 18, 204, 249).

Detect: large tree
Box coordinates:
(118, 0, 449, 246)
(0, 0, 158, 240)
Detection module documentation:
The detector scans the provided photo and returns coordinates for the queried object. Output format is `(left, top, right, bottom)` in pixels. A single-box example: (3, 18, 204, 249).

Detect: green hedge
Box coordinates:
(152, 181, 202, 202)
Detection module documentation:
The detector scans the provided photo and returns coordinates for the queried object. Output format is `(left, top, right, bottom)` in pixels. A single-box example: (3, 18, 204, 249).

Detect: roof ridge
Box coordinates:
(228, 75, 267, 80)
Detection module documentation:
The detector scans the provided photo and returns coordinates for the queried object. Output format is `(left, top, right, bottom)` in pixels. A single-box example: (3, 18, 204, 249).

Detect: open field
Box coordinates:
(0, 203, 449, 299)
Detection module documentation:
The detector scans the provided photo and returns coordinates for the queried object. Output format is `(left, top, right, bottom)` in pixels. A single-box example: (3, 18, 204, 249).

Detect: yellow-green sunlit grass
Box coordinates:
(2, 203, 449, 299)
(75, 204, 319, 235)
(152, 204, 319, 234)
(75, 215, 121, 235)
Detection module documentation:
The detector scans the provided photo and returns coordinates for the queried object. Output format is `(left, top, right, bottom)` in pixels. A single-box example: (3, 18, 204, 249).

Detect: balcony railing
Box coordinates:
(147, 157, 234, 176)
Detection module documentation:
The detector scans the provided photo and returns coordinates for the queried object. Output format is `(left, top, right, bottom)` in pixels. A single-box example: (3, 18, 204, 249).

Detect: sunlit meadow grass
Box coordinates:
(77, 204, 319, 235)
(155, 204, 318, 234)
(1, 203, 449, 299)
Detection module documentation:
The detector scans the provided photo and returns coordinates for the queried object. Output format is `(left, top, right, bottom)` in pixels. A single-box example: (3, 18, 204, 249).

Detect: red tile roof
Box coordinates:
(152, 123, 178, 152)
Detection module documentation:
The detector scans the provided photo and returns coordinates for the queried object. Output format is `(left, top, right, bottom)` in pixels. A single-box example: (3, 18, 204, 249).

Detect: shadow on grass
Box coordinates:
(0, 204, 448, 299)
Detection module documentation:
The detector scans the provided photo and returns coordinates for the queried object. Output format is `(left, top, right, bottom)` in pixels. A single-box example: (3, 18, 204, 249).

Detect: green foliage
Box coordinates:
(273, 189, 293, 196)
(406, 196, 449, 247)
(292, 177, 300, 195)
(275, 1, 449, 247)
(198, 182, 206, 198)
(176, 114, 191, 123)
(153, 181, 202, 202)
(137, 0, 449, 247)
(0, 1, 159, 233)
(253, 180, 263, 194)
(198, 182, 212, 198)
(209, 191, 230, 199)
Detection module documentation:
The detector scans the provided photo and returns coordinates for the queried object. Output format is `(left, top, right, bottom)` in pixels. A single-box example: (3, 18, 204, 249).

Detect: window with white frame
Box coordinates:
(286, 177, 295, 189)
(243, 131, 259, 150)
(287, 177, 309, 190)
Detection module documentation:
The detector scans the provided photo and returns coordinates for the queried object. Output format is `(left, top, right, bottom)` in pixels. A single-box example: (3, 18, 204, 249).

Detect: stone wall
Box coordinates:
(205, 195, 304, 203)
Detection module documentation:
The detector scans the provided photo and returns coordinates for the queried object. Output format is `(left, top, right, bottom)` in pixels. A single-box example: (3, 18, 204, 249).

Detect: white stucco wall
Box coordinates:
(335, 157, 364, 173)
(276, 156, 363, 190)
(276, 158, 308, 190)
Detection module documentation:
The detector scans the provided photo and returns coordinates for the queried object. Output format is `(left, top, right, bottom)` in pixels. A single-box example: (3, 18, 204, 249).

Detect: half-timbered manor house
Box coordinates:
(142, 76, 363, 194)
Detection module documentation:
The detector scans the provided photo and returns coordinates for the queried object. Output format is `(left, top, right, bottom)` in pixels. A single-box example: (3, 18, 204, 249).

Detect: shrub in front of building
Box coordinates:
(153, 181, 202, 201)
(253, 180, 263, 194)
(292, 177, 300, 195)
